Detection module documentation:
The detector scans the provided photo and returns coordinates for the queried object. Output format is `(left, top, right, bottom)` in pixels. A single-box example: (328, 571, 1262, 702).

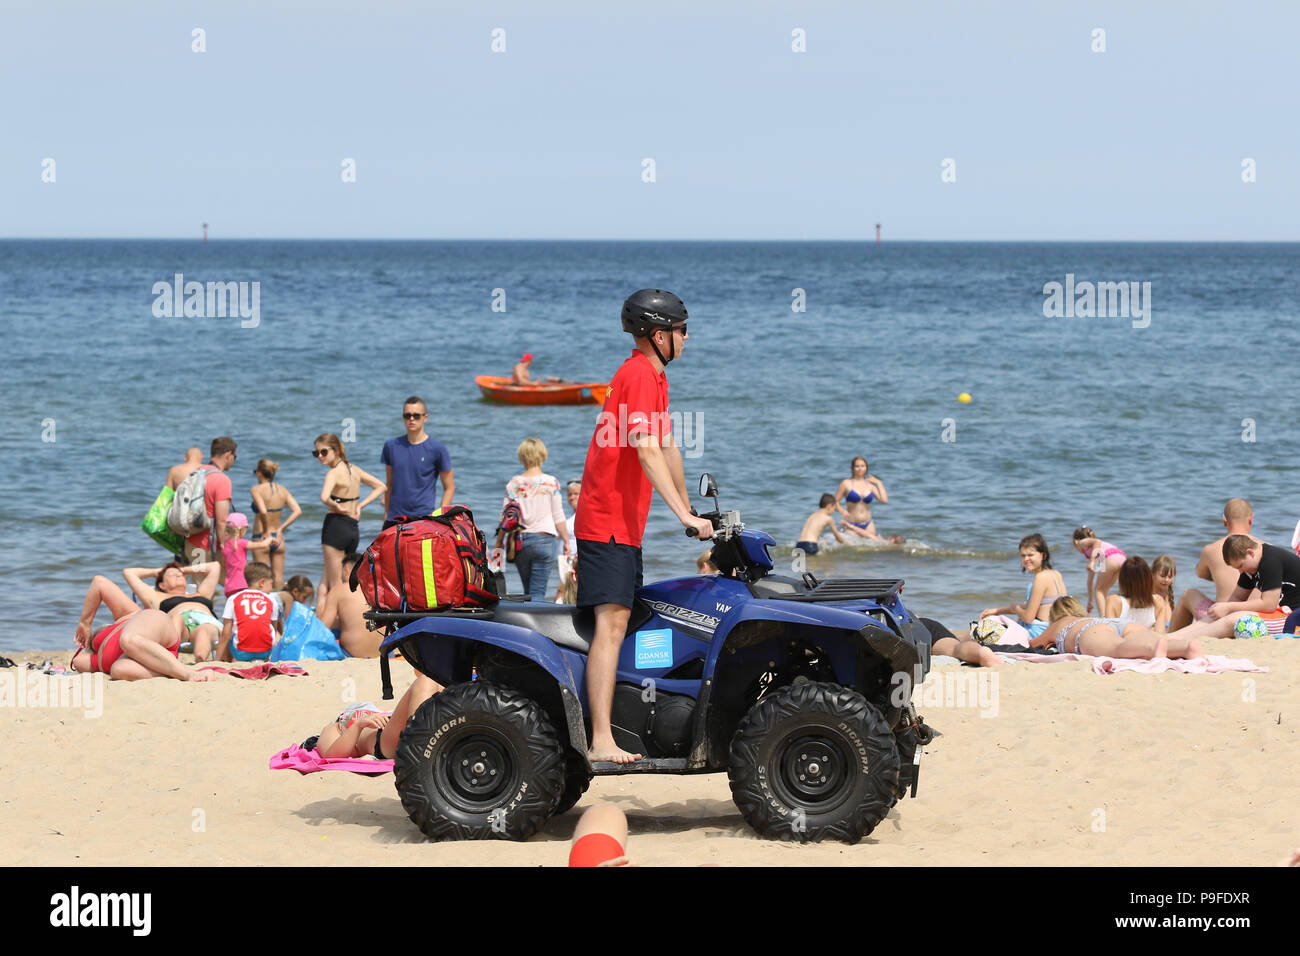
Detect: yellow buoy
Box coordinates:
(957, 392, 972, 404)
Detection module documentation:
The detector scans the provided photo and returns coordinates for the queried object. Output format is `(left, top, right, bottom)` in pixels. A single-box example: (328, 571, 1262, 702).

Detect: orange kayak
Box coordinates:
(475, 376, 610, 406)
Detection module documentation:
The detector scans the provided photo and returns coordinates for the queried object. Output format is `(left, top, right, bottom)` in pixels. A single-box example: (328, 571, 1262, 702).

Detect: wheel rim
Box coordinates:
(436, 731, 519, 813)
(772, 731, 855, 814)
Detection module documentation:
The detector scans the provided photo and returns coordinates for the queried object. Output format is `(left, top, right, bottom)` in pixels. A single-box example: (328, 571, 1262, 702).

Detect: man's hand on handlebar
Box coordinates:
(683, 513, 715, 539)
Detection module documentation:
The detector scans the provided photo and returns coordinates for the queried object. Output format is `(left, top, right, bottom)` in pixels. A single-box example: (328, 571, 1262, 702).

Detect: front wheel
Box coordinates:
(393, 681, 566, 841)
(728, 681, 899, 843)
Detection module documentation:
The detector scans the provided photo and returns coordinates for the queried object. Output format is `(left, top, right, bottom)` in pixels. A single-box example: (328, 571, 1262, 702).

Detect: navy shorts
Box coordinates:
(795, 540, 820, 555)
(576, 536, 643, 609)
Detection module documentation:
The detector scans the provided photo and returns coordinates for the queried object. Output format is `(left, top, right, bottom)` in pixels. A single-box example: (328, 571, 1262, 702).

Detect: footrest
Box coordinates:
(591, 757, 688, 774)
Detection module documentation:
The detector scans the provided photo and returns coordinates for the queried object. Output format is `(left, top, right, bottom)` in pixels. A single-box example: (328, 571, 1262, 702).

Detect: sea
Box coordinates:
(4, 239, 1299, 652)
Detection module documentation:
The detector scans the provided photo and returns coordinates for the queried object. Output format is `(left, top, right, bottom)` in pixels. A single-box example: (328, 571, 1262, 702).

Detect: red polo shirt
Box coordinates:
(574, 350, 671, 548)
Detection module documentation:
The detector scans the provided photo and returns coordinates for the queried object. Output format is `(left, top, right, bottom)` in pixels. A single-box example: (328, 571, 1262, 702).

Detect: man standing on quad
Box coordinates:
(574, 289, 714, 764)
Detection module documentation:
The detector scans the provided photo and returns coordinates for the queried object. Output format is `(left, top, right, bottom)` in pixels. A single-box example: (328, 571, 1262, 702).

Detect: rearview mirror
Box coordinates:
(698, 473, 718, 499)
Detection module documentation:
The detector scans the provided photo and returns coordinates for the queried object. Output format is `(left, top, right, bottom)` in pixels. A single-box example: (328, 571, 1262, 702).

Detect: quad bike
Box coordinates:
(371, 474, 935, 843)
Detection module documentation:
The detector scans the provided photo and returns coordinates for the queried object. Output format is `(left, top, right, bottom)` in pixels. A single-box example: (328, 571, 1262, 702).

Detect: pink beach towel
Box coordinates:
(993, 651, 1266, 675)
(197, 662, 307, 680)
(270, 743, 394, 775)
(1090, 655, 1267, 675)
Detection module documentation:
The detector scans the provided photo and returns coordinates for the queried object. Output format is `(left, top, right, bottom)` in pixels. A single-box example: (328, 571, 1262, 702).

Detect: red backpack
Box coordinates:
(351, 506, 500, 611)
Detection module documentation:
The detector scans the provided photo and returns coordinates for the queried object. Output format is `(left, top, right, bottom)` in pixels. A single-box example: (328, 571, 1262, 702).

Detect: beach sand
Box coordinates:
(3, 640, 1296, 867)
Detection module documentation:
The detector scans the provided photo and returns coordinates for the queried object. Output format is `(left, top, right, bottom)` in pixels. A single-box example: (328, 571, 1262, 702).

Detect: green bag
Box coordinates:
(142, 486, 185, 555)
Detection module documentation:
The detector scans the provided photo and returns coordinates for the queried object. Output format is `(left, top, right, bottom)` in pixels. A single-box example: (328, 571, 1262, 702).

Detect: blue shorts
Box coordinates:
(575, 537, 643, 610)
(231, 634, 271, 662)
(795, 541, 820, 556)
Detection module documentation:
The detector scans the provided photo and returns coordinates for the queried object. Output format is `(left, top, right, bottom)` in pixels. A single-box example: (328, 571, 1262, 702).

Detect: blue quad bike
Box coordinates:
(370, 474, 938, 844)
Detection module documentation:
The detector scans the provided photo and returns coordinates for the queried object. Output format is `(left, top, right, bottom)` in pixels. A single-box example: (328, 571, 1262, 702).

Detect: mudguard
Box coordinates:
(380, 618, 582, 704)
(380, 617, 590, 758)
(704, 598, 927, 700)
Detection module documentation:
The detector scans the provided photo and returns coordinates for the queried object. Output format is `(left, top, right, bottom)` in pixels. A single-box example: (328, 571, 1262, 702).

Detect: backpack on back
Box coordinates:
(351, 505, 500, 612)
(167, 466, 212, 537)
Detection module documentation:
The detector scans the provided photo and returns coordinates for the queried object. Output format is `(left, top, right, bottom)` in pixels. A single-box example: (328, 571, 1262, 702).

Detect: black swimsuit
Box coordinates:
(158, 594, 215, 614)
(322, 465, 361, 553)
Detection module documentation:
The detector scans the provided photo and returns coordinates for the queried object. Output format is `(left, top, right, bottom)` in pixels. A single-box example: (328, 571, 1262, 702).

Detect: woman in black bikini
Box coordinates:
(314, 433, 385, 605)
(250, 458, 303, 590)
(121, 560, 224, 661)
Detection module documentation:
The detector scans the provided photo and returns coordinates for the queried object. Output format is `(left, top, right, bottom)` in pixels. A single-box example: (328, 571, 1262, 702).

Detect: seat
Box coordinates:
(489, 600, 654, 654)
(491, 604, 596, 653)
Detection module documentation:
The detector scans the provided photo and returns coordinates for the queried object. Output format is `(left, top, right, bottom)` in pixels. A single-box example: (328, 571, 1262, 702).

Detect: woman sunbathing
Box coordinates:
(310, 674, 442, 759)
(1031, 597, 1204, 659)
(123, 560, 223, 661)
(70, 575, 217, 681)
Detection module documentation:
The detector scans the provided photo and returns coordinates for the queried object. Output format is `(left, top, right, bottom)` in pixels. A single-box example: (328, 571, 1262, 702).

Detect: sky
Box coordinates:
(2, 0, 1298, 240)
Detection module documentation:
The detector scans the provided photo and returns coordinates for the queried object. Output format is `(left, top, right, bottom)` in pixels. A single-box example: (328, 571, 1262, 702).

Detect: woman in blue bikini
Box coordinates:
(1031, 598, 1204, 660)
(979, 533, 1067, 640)
(835, 456, 891, 540)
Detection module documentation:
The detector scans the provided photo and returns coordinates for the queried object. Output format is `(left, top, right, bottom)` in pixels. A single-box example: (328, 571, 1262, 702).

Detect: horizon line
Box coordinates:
(3, 237, 1300, 244)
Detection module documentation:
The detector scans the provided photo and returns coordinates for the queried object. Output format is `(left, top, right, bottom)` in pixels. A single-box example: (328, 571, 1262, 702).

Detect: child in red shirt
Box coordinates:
(217, 562, 281, 662)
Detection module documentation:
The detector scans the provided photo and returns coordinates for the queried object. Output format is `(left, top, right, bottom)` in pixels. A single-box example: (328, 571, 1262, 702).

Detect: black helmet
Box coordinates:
(621, 289, 688, 336)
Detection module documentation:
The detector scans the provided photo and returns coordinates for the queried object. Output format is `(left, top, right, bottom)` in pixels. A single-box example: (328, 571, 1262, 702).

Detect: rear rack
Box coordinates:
(364, 608, 497, 629)
(770, 578, 904, 603)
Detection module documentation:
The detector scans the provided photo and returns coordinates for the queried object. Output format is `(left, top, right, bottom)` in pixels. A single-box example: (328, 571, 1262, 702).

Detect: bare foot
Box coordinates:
(588, 743, 643, 764)
(188, 669, 221, 682)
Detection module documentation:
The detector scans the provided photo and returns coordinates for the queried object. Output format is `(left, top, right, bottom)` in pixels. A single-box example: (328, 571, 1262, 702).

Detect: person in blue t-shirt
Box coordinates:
(380, 396, 455, 529)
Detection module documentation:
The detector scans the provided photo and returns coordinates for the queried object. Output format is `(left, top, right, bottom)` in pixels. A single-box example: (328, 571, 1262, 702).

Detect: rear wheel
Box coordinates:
(553, 751, 593, 816)
(728, 681, 899, 843)
(394, 681, 566, 841)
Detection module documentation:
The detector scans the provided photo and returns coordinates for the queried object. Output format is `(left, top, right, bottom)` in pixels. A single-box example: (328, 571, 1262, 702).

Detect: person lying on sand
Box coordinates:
(1030, 596, 1204, 659)
(310, 674, 442, 759)
(70, 575, 218, 681)
(925, 617, 1004, 668)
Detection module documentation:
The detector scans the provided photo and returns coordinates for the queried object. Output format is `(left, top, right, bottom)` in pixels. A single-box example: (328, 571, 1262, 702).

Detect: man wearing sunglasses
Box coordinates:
(381, 396, 454, 530)
(574, 289, 714, 765)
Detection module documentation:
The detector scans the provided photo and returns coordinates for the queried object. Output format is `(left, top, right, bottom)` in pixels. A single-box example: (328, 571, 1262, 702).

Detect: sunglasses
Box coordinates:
(311, 449, 330, 458)
(403, 412, 426, 420)
(664, 324, 687, 336)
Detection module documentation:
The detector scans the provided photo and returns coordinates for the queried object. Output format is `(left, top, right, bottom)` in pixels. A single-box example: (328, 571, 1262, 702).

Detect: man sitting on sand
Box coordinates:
(795, 494, 847, 556)
(1170, 498, 1259, 629)
(317, 552, 378, 657)
(1213, 534, 1300, 633)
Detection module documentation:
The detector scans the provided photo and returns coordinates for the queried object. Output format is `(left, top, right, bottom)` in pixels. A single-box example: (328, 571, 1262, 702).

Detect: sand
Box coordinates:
(2, 639, 1296, 867)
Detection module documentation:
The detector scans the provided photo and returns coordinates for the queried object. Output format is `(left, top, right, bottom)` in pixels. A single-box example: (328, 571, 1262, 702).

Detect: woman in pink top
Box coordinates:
(1072, 526, 1127, 615)
(494, 438, 571, 601)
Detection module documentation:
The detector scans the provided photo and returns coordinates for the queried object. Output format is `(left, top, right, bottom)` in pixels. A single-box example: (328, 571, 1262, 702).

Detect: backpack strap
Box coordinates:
(379, 651, 394, 701)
